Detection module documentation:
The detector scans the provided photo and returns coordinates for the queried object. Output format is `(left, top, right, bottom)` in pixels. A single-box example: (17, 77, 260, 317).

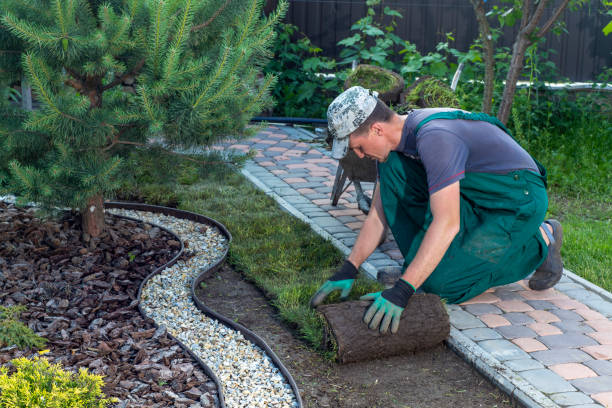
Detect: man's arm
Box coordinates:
(347, 183, 386, 268)
(401, 181, 461, 288)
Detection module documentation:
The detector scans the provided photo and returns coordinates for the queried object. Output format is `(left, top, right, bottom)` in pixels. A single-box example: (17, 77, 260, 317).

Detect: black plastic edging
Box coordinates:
(105, 201, 227, 408)
(105, 201, 304, 408)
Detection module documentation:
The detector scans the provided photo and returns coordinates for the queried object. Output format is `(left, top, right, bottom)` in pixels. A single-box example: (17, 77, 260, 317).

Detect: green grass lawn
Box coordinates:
(171, 165, 381, 354)
(547, 193, 612, 291)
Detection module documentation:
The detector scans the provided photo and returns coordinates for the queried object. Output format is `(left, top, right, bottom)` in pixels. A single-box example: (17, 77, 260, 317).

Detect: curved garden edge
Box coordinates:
(104, 201, 303, 408)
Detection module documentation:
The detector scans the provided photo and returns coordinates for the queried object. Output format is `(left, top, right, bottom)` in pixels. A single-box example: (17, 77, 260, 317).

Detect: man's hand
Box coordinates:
(309, 260, 358, 308)
(360, 279, 416, 334)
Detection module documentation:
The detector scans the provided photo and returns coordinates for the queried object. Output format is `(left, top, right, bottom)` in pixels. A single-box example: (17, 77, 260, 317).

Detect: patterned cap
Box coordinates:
(327, 86, 379, 159)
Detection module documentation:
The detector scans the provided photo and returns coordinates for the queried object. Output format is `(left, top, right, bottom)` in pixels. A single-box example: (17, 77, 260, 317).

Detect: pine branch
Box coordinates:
(192, 46, 231, 108)
(237, 0, 259, 48)
(23, 54, 82, 123)
(241, 73, 274, 113)
(102, 58, 145, 91)
(191, 0, 232, 32)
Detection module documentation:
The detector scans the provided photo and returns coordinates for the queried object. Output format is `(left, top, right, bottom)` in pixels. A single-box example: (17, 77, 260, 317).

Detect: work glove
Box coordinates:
(360, 278, 416, 334)
(309, 260, 358, 308)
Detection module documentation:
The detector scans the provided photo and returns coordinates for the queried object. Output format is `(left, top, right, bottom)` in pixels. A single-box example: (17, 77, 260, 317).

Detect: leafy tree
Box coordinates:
(469, 0, 587, 123)
(0, 0, 287, 236)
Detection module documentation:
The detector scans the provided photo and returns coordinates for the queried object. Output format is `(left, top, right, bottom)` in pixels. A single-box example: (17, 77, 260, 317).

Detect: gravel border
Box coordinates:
(106, 205, 301, 408)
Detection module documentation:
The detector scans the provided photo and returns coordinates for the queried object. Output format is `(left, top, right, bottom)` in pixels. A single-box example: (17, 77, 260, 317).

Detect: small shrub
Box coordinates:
(0, 306, 46, 350)
(0, 356, 117, 407)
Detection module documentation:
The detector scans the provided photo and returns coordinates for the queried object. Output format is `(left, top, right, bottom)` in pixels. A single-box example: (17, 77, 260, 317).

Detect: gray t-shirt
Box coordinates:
(397, 108, 539, 194)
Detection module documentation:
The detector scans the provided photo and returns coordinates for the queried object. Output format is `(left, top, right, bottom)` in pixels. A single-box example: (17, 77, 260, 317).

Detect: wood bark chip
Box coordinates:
(318, 295, 450, 364)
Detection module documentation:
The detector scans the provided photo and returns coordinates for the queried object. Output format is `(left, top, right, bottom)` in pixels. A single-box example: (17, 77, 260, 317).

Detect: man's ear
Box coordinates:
(370, 122, 383, 137)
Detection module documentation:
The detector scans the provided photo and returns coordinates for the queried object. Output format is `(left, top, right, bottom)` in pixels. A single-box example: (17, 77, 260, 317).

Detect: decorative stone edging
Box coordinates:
(105, 202, 303, 408)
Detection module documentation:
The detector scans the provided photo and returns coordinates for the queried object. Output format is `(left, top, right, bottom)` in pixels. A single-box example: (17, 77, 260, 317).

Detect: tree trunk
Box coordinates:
(497, 33, 531, 124)
(81, 193, 105, 237)
(470, 0, 495, 114)
(317, 295, 449, 364)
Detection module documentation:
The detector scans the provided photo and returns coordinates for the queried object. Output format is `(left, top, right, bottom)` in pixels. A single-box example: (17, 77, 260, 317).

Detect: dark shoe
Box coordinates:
(529, 219, 563, 290)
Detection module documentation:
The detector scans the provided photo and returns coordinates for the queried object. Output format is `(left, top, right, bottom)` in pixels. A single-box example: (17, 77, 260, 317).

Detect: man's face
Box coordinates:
(348, 125, 389, 162)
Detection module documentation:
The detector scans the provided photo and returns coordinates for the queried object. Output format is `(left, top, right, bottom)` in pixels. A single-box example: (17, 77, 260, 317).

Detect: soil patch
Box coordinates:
(196, 264, 519, 408)
(0, 202, 218, 408)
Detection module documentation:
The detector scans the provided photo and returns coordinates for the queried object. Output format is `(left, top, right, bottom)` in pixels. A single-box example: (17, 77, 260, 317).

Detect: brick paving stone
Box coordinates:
(478, 339, 530, 361)
(324, 225, 354, 234)
(568, 404, 608, 408)
(565, 289, 603, 303)
(272, 187, 301, 196)
(499, 282, 525, 291)
(586, 320, 612, 332)
(551, 298, 590, 310)
(296, 188, 316, 194)
(345, 221, 363, 230)
(494, 289, 524, 301)
(571, 376, 612, 394)
(497, 325, 537, 339)
(365, 252, 390, 260)
(552, 309, 585, 321)
(369, 259, 401, 268)
(592, 392, 612, 407)
(480, 314, 511, 327)
(464, 303, 503, 316)
(520, 369, 576, 393)
(337, 216, 359, 224)
(552, 320, 596, 333)
(460, 292, 501, 304)
(585, 360, 612, 376)
(575, 309, 608, 321)
(305, 193, 329, 200)
(503, 312, 536, 325)
(529, 322, 564, 336)
(341, 238, 356, 246)
(520, 289, 569, 301)
(584, 300, 612, 318)
(550, 392, 595, 406)
(311, 217, 344, 228)
(462, 328, 503, 341)
(283, 195, 314, 205)
(512, 337, 548, 352)
(504, 358, 544, 372)
(550, 363, 598, 380)
(582, 345, 612, 360)
(538, 333, 599, 349)
(587, 332, 612, 345)
(449, 309, 486, 329)
(526, 300, 559, 310)
(497, 300, 535, 313)
(328, 209, 363, 217)
(554, 282, 586, 291)
(530, 349, 593, 365)
(527, 310, 561, 323)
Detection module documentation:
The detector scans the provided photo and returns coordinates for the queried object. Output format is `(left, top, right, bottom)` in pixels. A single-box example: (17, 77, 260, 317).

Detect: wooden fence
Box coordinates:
(283, 0, 611, 82)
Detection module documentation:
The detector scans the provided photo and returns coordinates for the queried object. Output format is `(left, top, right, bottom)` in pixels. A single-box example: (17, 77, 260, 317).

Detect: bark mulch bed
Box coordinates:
(0, 201, 219, 408)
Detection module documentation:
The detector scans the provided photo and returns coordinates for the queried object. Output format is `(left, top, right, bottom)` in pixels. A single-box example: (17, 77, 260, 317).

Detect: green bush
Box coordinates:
(263, 23, 344, 118)
(0, 356, 117, 407)
(0, 306, 46, 350)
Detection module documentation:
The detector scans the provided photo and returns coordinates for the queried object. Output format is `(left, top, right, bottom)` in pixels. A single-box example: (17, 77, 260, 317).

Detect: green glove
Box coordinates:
(360, 278, 416, 334)
(309, 260, 358, 308)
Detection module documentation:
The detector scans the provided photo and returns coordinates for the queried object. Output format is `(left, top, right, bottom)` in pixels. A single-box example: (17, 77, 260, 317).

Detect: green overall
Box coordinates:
(378, 112, 549, 304)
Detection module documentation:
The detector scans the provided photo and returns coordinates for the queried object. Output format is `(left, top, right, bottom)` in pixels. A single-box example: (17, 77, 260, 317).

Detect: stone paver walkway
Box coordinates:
(222, 125, 612, 408)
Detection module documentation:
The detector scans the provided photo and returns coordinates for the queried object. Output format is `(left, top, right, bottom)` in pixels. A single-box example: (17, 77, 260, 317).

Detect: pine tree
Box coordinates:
(0, 0, 287, 236)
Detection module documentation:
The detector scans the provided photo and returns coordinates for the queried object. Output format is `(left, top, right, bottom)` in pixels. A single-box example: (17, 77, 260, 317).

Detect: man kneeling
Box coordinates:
(310, 86, 563, 334)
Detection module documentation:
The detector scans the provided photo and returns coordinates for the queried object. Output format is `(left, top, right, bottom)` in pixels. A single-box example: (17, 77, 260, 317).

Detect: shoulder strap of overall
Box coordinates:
(413, 111, 512, 137)
(412, 110, 547, 183)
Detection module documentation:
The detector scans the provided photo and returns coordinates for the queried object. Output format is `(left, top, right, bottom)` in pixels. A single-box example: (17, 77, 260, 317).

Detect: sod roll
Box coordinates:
(318, 294, 449, 364)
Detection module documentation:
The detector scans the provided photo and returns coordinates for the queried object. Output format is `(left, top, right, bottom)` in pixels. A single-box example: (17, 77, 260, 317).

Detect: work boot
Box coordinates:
(529, 219, 563, 291)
